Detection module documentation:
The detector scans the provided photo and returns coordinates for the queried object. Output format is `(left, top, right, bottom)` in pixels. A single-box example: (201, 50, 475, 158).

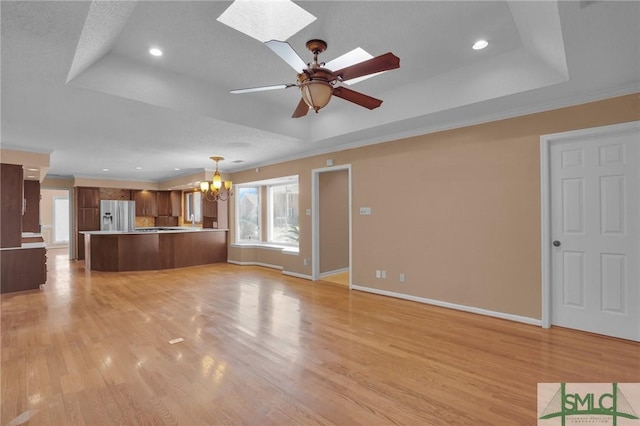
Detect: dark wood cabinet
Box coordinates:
(156, 191, 182, 217)
(202, 197, 217, 218)
(1, 247, 47, 293)
(1, 164, 24, 248)
(202, 197, 228, 229)
(78, 208, 99, 231)
(170, 191, 181, 216)
(77, 186, 99, 208)
(75, 187, 100, 260)
(23, 180, 40, 233)
(156, 191, 170, 216)
(85, 230, 227, 271)
(132, 190, 157, 216)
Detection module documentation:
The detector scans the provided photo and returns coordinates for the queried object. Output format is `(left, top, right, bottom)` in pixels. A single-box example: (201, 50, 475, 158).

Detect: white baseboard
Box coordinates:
(350, 285, 542, 326)
(227, 260, 312, 281)
(282, 270, 313, 280)
(319, 267, 349, 278)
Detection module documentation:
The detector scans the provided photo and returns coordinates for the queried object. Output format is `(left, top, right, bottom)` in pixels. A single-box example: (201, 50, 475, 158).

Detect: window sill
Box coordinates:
(231, 243, 299, 255)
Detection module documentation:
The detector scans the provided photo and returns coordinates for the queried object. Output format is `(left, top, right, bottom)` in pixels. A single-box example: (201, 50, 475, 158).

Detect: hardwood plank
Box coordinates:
(1, 249, 639, 425)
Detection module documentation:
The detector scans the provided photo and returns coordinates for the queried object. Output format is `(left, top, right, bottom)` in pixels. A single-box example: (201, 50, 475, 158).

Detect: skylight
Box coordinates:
(217, 0, 316, 43)
(326, 47, 383, 85)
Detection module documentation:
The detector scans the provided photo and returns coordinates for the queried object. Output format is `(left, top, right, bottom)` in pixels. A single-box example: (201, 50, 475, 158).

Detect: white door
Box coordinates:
(549, 124, 639, 341)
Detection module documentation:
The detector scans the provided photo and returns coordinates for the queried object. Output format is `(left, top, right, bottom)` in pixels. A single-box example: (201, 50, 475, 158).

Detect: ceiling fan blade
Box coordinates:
(292, 98, 310, 118)
(333, 52, 400, 82)
(230, 83, 295, 94)
(332, 86, 383, 110)
(265, 40, 307, 73)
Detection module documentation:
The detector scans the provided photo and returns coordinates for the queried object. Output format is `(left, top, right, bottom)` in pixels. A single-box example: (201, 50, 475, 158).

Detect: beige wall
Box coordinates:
(229, 93, 640, 320)
(319, 169, 349, 274)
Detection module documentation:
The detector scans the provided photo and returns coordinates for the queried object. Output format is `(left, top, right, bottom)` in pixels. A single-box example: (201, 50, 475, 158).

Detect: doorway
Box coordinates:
(312, 165, 352, 287)
(541, 121, 639, 341)
(40, 188, 72, 255)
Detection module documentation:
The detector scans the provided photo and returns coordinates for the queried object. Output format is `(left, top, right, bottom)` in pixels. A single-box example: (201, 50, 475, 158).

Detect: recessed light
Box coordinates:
(149, 47, 163, 57)
(102, 168, 109, 172)
(136, 167, 142, 170)
(174, 168, 181, 171)
(472, 40, 488, 50)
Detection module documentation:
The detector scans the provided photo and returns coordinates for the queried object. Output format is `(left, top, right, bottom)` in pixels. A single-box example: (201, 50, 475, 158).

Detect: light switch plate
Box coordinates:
(359, 207, 372, 215)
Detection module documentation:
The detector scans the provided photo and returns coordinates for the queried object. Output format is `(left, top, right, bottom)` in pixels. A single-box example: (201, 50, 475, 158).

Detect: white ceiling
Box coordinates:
(1, 1, 639, 182)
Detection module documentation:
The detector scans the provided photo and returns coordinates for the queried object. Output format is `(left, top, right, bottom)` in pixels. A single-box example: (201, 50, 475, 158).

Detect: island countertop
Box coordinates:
(80, 227, 228, 235)
(82, 228, 228, 271)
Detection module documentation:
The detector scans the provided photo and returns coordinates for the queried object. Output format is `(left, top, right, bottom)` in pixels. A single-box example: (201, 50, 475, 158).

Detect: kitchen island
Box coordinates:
(81, 228, 227, 272)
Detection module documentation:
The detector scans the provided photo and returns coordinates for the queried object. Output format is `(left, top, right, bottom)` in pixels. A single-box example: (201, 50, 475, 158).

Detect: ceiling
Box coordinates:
(1, 1, 639, 183)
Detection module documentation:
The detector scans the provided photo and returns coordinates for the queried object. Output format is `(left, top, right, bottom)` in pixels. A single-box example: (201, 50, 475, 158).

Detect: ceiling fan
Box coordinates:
(231, 39, 400, 118)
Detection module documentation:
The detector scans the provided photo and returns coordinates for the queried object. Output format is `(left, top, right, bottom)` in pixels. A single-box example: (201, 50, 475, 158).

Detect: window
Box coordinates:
(184, 191, 202, 224)
(236, 186, 259, 241)
(234, 176, 299, 246)
(268, 183, 299, 244)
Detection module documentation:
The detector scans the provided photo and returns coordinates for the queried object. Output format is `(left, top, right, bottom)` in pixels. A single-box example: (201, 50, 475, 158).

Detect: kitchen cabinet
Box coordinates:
(22, 180, 40, 233)
(78, 208, 100, 231)
(156, 190, 181, 216)
(1, 164, 24, 248)
(156, 191, 171, 216)
(132, 190, 157, 216)
(75, 186, 100, 260)
(202, 197, 228, 229)
(1, 246, 47, 293)
(170, 191, 181, 215)
(77, 186, 99, 208)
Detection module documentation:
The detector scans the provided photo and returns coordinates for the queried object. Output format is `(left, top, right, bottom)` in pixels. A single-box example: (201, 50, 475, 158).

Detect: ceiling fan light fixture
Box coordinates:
(300, 80, 333, 112)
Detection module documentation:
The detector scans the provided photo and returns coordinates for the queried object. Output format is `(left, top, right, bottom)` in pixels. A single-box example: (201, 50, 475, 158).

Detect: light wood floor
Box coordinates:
(2, 250, 639, 425)
(320, 271, 349, 286)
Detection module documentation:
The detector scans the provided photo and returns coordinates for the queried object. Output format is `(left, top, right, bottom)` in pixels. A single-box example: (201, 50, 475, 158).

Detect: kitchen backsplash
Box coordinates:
(135, 217, 155, 228)
(100, 188, 131, 200)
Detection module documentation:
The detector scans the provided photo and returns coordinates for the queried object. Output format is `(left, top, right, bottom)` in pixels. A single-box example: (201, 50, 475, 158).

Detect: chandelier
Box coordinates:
(200, 156, 233, 201)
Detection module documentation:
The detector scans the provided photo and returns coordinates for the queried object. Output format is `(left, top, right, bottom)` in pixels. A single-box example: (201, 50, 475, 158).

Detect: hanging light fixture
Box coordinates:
(200, 156, 233, 201)
(297, 39, 333, 113)
(298, 73, 333, 113)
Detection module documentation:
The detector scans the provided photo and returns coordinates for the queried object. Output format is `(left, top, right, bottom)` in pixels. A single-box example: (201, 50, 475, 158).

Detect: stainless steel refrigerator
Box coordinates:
(100, 200, 136, 232)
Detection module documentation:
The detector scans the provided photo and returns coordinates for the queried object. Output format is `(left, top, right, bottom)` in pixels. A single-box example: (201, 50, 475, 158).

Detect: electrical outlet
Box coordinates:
(375, 270, 381, 278)
(400, 273, 406, 282)
(304, 258, 311, 266)
(381, 270, 386, 279)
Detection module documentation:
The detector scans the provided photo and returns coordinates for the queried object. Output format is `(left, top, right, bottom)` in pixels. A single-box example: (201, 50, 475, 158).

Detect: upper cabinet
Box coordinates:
(22, 180, 41, 233)
(156, 191, 170, 216)
(77, 186, 99, 208)
(170, 191, 181, 216)
(132, 190, 157, 217)
(1, 164, 23, 248)
(202, 197, 228, 229)
(75, 186, 100, 260)
(156, 190, 181, 217)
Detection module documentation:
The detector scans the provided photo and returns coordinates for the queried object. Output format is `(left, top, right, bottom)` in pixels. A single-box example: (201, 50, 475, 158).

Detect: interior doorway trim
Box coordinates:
(41, 186, 74, 256)
(539, 120, 640, 329)
(311, 164, 352, 287)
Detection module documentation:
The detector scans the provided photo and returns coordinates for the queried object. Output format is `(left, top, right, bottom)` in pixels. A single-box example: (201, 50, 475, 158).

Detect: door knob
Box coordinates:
(552, 240, 561, 247)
